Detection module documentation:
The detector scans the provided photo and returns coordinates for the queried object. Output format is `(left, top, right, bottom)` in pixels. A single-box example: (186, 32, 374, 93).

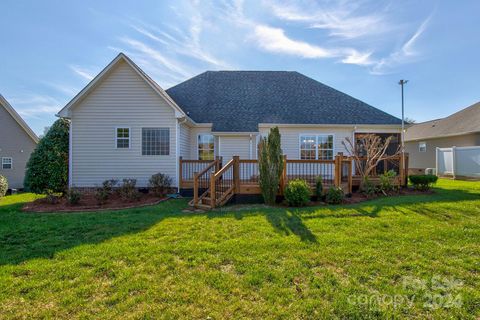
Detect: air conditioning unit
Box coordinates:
(425, 168, 436, 175)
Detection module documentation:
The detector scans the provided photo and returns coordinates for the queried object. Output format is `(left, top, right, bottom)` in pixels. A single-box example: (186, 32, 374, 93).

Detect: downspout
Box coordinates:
(249, 134, 253, 159)
(176, 117, 188, 193)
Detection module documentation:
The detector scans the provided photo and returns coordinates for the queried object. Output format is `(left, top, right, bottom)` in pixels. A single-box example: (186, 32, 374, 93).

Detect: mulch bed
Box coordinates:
(23, 193, 170, 213)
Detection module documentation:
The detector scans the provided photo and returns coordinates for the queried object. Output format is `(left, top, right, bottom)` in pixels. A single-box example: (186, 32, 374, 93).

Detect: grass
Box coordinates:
(0, 179, 479, 319)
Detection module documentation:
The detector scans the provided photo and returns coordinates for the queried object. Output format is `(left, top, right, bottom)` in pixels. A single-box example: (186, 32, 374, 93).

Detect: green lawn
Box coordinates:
(0, 180, 479, 319)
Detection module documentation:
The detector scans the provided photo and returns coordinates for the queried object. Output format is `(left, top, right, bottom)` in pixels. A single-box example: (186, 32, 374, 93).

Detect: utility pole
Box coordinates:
(399, 79, 408, 182)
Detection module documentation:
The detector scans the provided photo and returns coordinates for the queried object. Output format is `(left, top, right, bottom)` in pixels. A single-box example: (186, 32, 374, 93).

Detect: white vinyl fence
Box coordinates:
(436, 146, 480, 178)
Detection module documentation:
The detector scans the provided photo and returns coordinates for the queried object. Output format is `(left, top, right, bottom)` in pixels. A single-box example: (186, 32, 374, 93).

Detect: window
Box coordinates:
(198, 134, 214, 160)
(116, 127, 130, 149)
(419, 141, 427, 152)
(300, 134, 334, 160)
(2, 157, 12, 169)
(142, 128, 170, 155)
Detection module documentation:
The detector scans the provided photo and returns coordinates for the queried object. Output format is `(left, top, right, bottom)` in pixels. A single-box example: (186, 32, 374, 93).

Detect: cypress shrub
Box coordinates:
(258, 127, 283, 205)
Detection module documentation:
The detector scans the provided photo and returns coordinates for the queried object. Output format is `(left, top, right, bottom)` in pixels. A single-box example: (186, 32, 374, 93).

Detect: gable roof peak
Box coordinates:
(0, 94, 39, 143)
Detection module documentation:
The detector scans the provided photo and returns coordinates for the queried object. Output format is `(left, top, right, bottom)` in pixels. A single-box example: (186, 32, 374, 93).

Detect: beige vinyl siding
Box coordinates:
(405, 133, 480, 170)
(70, 60, 178, 187)
(259, 126, 354, 159)
(179, 122, 191, 158)
(219, 136, 252, 160)
(0, 105, 37, 189)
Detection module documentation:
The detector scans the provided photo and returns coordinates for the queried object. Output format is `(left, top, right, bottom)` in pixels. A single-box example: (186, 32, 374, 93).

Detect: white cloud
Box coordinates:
(69, 65, 95, 81)
(371, 15, 432, 74)
(341, 50, 375, 66)
(264, 0, 389, 39)
(9, 94, 62, 118)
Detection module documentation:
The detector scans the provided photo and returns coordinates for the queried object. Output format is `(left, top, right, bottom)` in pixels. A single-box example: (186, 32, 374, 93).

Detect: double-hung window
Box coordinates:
(116, 127, 130, 149)
(419, 141, 427, 152)
(198, 134, 215, 160)
(1, 157, 12, 169)
(300, 134, 334, 160)
(142, 128, 170, 155)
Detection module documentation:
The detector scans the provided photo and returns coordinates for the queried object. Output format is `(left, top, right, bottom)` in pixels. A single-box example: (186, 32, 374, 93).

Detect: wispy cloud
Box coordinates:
(9, 94, 62, 118)
(371, 15, 432, 74)
(263, 0, 389, 39)
(43, 82, 79, 96)
(69, 65, 95, 81)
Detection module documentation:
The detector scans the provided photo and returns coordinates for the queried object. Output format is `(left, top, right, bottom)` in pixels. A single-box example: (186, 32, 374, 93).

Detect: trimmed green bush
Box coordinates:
(24, 119, 69, 194)
(409, 175, 438, 191)
(315, 176, 323, 200)
(0, 175, 8, 198)
(326, 187, 344, 205)
(284, 179, 311, 207)
(149, 173, 172, 196)
(95, 188, 109, 205)
(362, 176, 377, 198)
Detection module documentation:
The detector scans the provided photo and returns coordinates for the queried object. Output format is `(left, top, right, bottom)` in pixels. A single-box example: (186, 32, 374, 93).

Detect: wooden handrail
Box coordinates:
(196, 160, 217, 178)
(214, 159, 234, 179)
(286, 159, 335, 163)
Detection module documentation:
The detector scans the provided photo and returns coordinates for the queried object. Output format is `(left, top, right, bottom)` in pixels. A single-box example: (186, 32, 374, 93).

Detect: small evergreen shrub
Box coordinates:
(258, 127, 283, 205)
(284, 179, 311, 207)
(66, 188, 81, 205)
(118, 178, 140, 201)
(379, 170, 398, 194)
(149, 173, 172, 196)
(45, 193, 60, 204)
(326, 187, 344, 205)
(102, 179, 118, 194)
(409, 175, 438, 191)
(315, 176, 323, 200)
(0, 175, 8, 198)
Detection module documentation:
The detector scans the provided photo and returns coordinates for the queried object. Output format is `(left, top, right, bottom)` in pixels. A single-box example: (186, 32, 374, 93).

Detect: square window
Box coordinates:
(142, 128, 169, 155)
(419, 142, 427, 152)
(116, 127, 130, 148)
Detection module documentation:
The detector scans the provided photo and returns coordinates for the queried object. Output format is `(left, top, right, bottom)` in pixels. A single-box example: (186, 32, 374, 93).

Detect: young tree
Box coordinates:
(24, 118, 70, 194)
(342, 133, 400, 190)
(258, 127, 283, 205)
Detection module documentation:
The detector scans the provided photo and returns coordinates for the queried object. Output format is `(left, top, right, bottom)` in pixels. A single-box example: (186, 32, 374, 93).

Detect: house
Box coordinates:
(0, 95, 39, 189)
(405, 101, 480, 173)
(57, 53, 403, 192)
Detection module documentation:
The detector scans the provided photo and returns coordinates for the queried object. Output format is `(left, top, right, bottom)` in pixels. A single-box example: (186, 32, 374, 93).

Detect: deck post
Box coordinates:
(334, 153, 342, 187)
(210, 172, 216, 208)
(193, 172, 199, 206)
(233, 156, 240, 193)
(280, 155, 287, 195)
(399, 153, 405, 187)
(179, 157, 183, 189)
(348, 156, 353, 194)
(404, 153, 409, 186)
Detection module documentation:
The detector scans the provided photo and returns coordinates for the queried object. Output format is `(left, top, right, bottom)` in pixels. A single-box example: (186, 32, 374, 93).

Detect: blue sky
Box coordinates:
(1, 0, 479, 135)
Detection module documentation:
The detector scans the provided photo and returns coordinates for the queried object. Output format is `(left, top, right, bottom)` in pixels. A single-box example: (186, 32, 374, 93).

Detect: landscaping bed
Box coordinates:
(22, 193, 169, 213)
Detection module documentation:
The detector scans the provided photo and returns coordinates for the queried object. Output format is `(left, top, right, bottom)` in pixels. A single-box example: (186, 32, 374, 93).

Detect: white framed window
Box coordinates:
(142, 128, 170, 155)
(116, 127, 130, 149)
(299, 134, 334, 160)
(2, 157, 12, 169)
(419, 141, 427, 152)
(198, 134, 215, 160)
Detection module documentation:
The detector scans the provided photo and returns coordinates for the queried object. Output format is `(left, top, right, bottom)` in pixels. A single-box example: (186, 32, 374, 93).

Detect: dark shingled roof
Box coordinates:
(166, 71, 402, 132)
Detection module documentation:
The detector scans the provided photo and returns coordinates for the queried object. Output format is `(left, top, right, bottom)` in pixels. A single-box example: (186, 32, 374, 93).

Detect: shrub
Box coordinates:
(362, 176, 377, 198)
(24, 118, 69, 195)
(45, 193, 60, 204)
(326, 187, 344, 205)
(258, 127, 283, 205)
(66, 188, 81, 205)
(95, 188, 109, 205)
(0, 175, 8, 198)
(284, 179, 311, 207)
(149, 173, 172, 196)
(102, 179, 118, 194)
(118, 178, 140, 201)
(409, 175, 438, 191)
(379, 170, 398, 194)
(315, 176, 323, 200)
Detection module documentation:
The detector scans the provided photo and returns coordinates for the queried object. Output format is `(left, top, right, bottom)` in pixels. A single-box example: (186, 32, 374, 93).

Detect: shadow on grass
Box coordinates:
(0, 186, 477, 266)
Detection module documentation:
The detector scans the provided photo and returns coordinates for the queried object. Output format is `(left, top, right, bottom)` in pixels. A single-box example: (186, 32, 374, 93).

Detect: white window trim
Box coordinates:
(115, 126, 131, 149)
(197, 133, 215, 160)
(2, 157, 13, 170)
(141, 127, 170, 156)
(419, 141, 427, 153)
(298, 133, 335, 160)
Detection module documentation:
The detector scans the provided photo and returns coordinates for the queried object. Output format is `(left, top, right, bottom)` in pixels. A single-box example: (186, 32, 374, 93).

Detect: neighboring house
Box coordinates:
(0, 95, 39, 189)
(405, 102, 480, 172)
(57, 53, 403, 189)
